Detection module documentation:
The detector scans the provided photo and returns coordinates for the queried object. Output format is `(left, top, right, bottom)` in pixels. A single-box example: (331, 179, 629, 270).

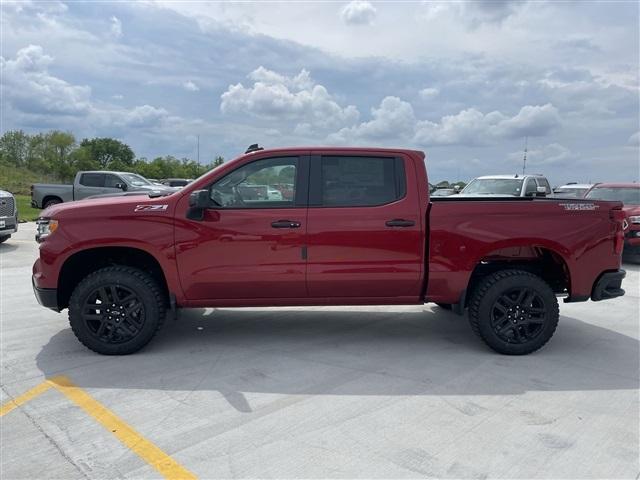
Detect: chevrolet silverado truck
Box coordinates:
(31, 171, 176, 209)
(32, 146, 627, 355)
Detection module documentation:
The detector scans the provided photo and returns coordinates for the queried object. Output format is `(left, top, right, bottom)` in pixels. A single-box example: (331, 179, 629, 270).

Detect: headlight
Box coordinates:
(629, 215, 640, 225)
(36, 218, 59, 243)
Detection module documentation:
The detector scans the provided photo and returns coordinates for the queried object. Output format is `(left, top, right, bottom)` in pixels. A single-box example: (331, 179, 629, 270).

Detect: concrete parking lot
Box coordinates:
(1, 222, 639, 479)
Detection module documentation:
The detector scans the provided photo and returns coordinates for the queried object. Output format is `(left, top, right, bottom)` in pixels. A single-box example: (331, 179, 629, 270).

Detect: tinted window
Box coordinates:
(318, 156, 405, 207)
(210, 157, 298, 208)
(80, 173, 104, 187)
(104, 174, 123, 188)
(524, 179, 537, 195)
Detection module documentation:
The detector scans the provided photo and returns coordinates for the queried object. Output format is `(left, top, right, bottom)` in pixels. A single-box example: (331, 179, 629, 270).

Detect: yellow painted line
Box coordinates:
(1, 376, 197, 480)
(0, 380, 52, 417)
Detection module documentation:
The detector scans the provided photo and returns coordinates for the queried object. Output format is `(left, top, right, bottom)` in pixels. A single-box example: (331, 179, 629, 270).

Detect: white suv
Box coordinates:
(460, 174, 552, 197)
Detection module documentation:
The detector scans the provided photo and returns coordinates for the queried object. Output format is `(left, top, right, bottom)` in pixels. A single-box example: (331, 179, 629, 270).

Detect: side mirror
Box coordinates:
(187, 189, 209, 220)
(189, 189, 210, 208)
(536, 186, 547, 197)
(115, 183, 127, 191)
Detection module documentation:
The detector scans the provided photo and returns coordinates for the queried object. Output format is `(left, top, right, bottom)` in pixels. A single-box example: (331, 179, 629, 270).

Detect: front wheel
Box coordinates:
(68, 266, 166, 355)
(0, 235, 10, 244)
(468, 270, 559, 355)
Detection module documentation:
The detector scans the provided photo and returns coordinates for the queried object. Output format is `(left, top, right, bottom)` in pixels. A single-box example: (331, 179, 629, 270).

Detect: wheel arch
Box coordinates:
(57, 246, 171, 310)
(42, 195, 63, 207)
(462, 243, 572, 309)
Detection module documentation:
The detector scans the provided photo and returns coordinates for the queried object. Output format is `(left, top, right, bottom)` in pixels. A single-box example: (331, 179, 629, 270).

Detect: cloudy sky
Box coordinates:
(1, 1, 638, 183)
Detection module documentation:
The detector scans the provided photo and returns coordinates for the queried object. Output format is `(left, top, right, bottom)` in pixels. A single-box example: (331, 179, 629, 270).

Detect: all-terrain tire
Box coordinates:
(468, 269, 559, 355)
(68, 266, 166, 355)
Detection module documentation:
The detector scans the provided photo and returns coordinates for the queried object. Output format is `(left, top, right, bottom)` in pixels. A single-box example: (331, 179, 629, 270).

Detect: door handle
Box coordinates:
(271, 220, 301, 229)
(385, 219, 415, 227)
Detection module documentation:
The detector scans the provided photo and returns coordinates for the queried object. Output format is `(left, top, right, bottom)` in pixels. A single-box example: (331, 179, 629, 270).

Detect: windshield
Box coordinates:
(121, 173, 153, 186)
(462, 178, 523, 196)
(585, 187, 640, 205)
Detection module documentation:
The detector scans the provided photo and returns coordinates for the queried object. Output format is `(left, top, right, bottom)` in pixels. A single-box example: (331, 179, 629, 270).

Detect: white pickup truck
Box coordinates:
(31, 171, 176, 209)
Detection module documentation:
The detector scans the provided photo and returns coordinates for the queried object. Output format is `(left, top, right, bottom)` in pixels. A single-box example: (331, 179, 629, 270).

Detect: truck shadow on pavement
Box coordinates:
(36, 308, 639, 412)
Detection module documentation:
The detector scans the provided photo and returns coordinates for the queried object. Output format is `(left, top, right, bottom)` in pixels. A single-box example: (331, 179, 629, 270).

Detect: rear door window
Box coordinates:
(79, 173, 104, 187)
(312, 156, 406, 207)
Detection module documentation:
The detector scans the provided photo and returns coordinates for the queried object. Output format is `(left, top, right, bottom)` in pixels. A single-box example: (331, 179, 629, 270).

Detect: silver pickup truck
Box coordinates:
(31, 171, 176, 209)
(0, 189, 18, 243)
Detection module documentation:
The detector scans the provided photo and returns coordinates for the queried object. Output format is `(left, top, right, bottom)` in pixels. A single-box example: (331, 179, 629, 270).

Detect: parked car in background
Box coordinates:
(431, 187, 459, 197)
(0, 189, 18, 243)
(31, 171, 176, 209)
(460, 174, 552, 197)
(585, 182, 640, 262)
(159, 178, 193, 188)
(553, 183, 593, 198)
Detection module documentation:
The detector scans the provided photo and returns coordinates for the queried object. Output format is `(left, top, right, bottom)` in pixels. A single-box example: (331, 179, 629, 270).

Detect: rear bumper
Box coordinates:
(32, 278, 59, 311)
(591, 269, 626, 301)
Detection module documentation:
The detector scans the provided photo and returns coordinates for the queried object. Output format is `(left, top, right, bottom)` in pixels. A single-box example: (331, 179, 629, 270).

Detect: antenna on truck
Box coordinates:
(522, 136, 528, 175)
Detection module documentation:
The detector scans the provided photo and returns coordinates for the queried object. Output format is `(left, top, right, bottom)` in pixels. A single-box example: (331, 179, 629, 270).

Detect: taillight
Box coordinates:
(610, 207, 626, 255)
(30, 184, 34, 198)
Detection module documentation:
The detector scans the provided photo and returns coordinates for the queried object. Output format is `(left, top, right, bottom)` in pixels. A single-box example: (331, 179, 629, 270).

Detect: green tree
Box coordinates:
(80, 137, 135, 170)
(213, 156, 224, 167)
(0, 130, 30, 167)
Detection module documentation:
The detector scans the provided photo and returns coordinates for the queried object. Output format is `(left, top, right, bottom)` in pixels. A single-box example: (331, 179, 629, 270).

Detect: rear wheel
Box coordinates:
(43, 198, 62, 209)
(468, 269, 559, 355)
(68, 266, 166, 355)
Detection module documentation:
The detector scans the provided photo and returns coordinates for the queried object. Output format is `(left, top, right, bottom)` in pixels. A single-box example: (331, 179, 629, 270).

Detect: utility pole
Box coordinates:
(197, 135, 200, 165)
(522, 136, 528, 175)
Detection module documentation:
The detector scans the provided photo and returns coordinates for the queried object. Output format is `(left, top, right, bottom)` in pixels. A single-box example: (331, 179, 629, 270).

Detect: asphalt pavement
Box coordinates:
(1, 223, 638, 479)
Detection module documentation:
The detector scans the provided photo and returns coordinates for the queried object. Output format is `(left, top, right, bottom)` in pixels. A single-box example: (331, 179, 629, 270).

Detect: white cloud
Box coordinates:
(183, 80, 199, 92)
(328, 96, 416, 143)
(508, 143, 578, 166)
(110, 16, 122, 38)
(419, 87, 439, 100)
(220, 67, 359, 130)
(112, 94, 124, 100)
(340, 1, 377, 26)
(414, 104, 561, 146)
(629, 131, 640, 146)
(1, 45, 92, 116)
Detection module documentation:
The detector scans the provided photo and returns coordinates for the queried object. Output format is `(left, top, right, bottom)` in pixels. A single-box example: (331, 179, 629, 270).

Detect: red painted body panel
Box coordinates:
(33, 147, 624, 310)
(426, 199, 622, 303)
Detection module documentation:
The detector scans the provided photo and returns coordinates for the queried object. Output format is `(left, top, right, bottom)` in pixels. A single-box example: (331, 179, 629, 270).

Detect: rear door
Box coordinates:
(306, 153, 423, 299)
(75, 173, 106, 199)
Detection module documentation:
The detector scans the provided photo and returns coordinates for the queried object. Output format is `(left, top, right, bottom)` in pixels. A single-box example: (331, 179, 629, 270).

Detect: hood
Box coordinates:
(622, 205, 640, 216)
(0, 190, 14, 198)
(41, 191, 178, 218)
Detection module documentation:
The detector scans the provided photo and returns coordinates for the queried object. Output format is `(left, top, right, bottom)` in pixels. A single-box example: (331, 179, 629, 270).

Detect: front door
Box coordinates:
(306, 154, 423, 299)
(175, 155, 308, 301)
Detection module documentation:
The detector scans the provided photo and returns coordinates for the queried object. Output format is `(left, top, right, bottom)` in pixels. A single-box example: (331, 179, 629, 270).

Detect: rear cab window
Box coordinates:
(310, 156, 406, 207)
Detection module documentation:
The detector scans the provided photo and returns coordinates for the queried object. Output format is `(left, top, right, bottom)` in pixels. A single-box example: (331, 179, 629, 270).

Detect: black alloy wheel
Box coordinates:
(489, 287, 547, 344)
(82, 284, 146, 344)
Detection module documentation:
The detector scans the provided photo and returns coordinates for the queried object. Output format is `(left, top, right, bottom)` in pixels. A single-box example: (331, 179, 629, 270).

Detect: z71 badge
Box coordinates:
(559, 203, 599, 211)
(134, 204, 169, 212)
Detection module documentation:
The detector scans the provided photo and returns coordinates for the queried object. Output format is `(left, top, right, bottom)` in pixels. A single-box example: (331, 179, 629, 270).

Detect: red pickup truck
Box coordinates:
(32, 146, 627, 356)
